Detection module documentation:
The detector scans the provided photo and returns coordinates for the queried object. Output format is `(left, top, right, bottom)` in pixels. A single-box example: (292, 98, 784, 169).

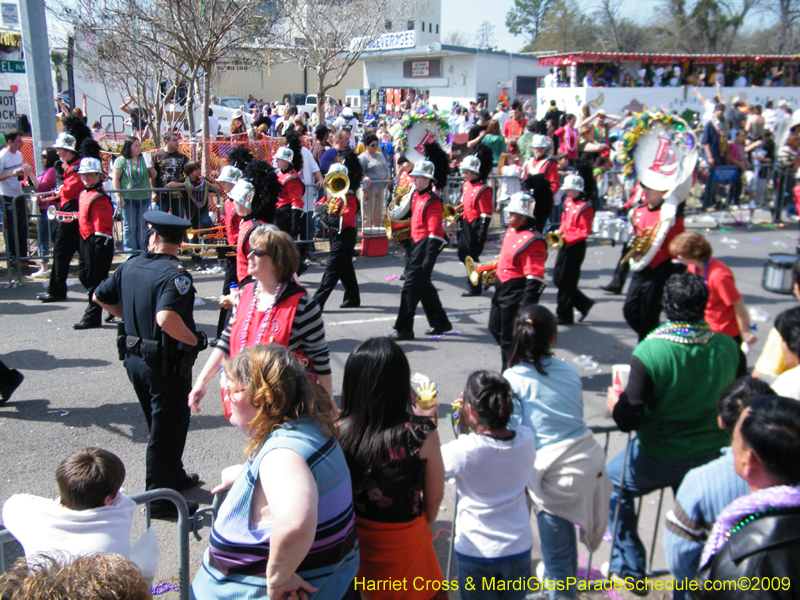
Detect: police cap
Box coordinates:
(144, 211, 192, 238)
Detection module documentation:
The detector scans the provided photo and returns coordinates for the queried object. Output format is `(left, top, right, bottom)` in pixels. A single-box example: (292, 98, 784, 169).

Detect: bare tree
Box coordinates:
(596, 0, 625, 51)
(475, 21, 496, 49)
(272, 0, 425, 119)
(443, 30, 471, 46)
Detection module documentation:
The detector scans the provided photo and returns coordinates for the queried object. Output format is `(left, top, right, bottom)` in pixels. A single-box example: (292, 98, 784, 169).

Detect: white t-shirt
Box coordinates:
(2, 492, 136, 559)
(441, 427, 536, 559)
(0, 147, 23, 197)
(494, 110, 510, 133)
(771, 365, 800, 400)
(207, 114, 220, 140)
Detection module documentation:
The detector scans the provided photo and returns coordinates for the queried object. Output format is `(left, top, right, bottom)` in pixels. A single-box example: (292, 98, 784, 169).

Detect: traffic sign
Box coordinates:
(0, 89, 17, 130)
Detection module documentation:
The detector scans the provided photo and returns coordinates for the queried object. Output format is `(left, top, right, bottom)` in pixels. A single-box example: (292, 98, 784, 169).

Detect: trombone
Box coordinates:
(324, 170, 350, 217)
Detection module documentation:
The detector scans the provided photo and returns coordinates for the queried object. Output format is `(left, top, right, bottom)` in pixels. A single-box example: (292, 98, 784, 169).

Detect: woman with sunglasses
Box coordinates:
(189, 226, 333, 416)
(25, 147, 58, 278)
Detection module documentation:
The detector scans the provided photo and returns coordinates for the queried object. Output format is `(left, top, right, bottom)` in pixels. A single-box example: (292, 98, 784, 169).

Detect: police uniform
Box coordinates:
(489, 213, 547, 370)
(622, 200, 686, 341)
(274, 168, 305, 238)
(553, 195, 594, 324)
(75, 175, 115, 328)
(314, 189, 360, 310)
(457, 178, 493, 295)
(40, 155, 84, 301)
(392, 181, 452, 338)
(94, 212, 205, 517)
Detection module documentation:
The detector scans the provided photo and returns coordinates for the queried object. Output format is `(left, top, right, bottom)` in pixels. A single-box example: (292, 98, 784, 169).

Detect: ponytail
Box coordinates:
(508, 305, 557, 374)
(463, 371, 514, 430)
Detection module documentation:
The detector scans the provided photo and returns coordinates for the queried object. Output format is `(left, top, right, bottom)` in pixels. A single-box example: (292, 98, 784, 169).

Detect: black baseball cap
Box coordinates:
(479, 110, 491, 122)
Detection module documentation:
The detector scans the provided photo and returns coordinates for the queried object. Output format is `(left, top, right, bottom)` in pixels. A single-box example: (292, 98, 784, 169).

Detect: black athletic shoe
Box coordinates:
(425, 325, 453, 336)
(388, 330, 414, 341)
(0, 369, 24, 405)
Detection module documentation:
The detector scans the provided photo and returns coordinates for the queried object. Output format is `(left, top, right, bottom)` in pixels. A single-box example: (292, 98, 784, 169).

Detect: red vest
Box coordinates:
(59, 160, 84, 208)
(326, 191, 359, 230)
(461, 180, 493, 223)
(524, 158, 560, 196)
(224, 199, 242, 246)
(78, 188, 114, 240)
(496, 226, 546, 283)
(631, 203, 685, 269)
(560, 198, 594, 246)
(410, 188, 444, 243)
(276, 169, 305, 210)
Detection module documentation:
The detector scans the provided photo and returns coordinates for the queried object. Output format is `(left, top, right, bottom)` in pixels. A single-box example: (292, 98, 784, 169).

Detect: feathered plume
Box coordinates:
(80, 137, 101, 160)
(244, 160, 280, 223)
(423, 141, 450, 191)
(283, 132, 304, 173)
(522, 174, 554, 232)
(342, 148, 363, 192)
(574, 158, 598, 205)
(228, 146, 254, 171)
(61, 115, 92, 156)
(474, 144, 493, 182)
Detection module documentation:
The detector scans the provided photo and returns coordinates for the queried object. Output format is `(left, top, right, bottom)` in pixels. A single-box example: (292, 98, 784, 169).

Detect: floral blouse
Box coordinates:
(351, 416, 435, 523)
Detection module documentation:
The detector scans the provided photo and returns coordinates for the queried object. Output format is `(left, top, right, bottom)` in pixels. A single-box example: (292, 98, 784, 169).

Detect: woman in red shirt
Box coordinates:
(554, 114, 579, 161)
(669, 231, 755, 376)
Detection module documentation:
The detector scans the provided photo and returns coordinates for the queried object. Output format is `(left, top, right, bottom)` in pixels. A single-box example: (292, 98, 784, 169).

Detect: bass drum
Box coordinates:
(762, 253, 799, 294)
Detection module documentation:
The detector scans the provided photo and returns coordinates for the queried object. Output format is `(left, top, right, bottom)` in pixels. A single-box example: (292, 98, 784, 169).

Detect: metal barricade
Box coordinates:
(0, 489, 191, 600)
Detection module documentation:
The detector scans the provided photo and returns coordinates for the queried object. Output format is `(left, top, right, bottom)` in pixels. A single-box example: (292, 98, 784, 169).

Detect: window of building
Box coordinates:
(428, 23, 431, 33)
(421, 21, 425, 31)
(407, 20, 414, 30)
(385, 21, 392, 30)
(436, 24, 439, 34)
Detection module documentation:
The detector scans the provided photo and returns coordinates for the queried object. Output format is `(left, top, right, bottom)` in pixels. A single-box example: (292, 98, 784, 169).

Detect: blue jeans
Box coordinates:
(537, 511, 578, 599)
(122, 197, 147, 252)
(607, 437, 718, 579)
(37, 213, 58, 259)
(457, 552, 531, 600)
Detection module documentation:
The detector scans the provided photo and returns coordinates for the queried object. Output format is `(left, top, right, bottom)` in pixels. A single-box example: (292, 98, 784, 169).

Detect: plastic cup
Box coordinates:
(612, 364, 630, 394)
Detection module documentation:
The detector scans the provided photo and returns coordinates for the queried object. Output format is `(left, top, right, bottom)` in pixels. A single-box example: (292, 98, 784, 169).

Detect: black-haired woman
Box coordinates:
(337, 337, 447, 600)
(441, 370, 536, 600)
(505, 306, 611, 600)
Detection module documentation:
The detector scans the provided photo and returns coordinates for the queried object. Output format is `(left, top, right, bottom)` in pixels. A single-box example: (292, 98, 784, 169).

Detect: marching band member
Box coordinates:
(489, 179, 551, 370)
(390, 156, 415, 280)
(458, 144, 494, 296)
(522, 134, 560, 197)
(233, 160, 281, 285)
(214, 165, 243, 340)
(38, 116, 101, 303)
(390, 143, 453, 341)
(73, 158, 114, 330)
(273, 133, 305, 240)
(600, 183, 644, 295)
(553, 173, 595, 325)
(314, 150, 363, 311)
(619, 112, 698, 341)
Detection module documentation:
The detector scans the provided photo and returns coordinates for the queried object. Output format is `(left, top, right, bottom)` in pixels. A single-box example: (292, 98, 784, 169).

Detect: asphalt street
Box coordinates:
(1, 209, 798, 597)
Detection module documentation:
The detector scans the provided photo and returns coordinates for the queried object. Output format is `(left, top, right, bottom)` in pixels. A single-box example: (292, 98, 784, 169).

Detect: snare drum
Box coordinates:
(762, 253, 799, 294)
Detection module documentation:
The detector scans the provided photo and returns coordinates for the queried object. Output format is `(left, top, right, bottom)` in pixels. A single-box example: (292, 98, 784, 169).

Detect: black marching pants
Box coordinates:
(394, 237, 451, 333)
(489, 278, 542, 371)
(314, 227, 360, 310)
(47, 216, 80, 298)
(78, 234, 114, 322)
(457, 218, 488, 294)
(623, 259, 682, 341)
(553, 240, 592, 323)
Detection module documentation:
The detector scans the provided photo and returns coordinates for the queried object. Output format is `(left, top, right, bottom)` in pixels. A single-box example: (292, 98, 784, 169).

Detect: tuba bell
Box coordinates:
(465, 256, 498, 287)
(545, 230, 564, 250)
(324, 170, 350, 217)
(442, 203, 462, 227)
(384, 214, 411, 246)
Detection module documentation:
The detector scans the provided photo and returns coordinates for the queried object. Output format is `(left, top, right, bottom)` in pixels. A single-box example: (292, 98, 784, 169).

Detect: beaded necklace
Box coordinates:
(239, 281, 286, 350)
(644, 321, 713, 345)
(185, 176, 209, 208)
(126, 155, 144, 186)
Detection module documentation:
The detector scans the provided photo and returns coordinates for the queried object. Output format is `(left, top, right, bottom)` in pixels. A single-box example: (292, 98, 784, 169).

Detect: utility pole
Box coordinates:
(19, 0, 57, 153)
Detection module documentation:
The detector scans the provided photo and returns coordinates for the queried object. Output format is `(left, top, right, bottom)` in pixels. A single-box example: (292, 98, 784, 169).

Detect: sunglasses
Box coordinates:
(249, 248, 269, 257)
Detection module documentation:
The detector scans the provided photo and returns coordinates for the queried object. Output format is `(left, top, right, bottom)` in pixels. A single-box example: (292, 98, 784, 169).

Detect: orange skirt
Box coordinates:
(355, 514, 449, 600)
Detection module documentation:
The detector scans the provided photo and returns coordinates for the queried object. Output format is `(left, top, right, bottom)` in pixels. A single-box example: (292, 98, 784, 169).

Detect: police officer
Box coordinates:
(94, 211, 208, 519)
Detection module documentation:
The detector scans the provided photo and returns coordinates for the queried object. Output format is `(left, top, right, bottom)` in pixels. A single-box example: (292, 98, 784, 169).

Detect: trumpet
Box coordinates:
(465, 256, 498, 287)
(384, 214, 411, 245)
(442, 203, 462, 226)
(47, 205, 78, 222)
(620, 222, 661, 265)
(545, 230, 564, 250)
(324, 170, 350, 216)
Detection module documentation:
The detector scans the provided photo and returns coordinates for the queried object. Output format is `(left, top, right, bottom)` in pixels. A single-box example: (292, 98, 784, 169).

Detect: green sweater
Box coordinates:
(632, 332, 739, 462)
